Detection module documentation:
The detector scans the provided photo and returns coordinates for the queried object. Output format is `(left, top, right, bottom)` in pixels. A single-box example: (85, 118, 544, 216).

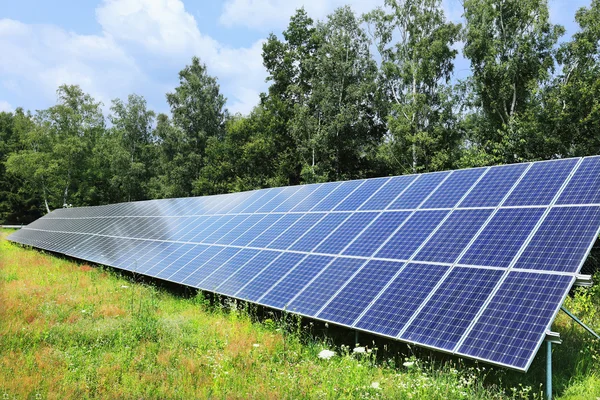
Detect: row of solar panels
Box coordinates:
(9, 227, 574, 371)
(9, 156, 600, 372)
(18, 206, 600, 274)
(45, 157, 600, 219)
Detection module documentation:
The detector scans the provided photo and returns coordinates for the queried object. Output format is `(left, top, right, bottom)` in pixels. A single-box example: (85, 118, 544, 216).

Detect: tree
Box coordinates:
(6, 85, 104, 212)
(104, 94, 156, 202)
(166, 57, 227, 196)
(541, 0, 600, 157)
(291, 6, 385, 181)
(462, 0, 563, 164)
(365, 0, 462, 174)
(0, 109, 43, 223)
(261, 8, 321, 185)
(196, 106, 290, 195)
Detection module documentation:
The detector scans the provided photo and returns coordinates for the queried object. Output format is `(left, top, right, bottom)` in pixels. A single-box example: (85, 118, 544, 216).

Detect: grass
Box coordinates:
(1, 228, 599, 399)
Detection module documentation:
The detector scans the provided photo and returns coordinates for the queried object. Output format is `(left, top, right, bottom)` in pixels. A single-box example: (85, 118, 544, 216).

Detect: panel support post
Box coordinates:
(546, 340, 552, 400)
(355, 331, 359, 347)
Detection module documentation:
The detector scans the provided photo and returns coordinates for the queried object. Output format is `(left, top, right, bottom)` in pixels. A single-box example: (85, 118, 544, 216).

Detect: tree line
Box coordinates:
(1, 0, 599, 224)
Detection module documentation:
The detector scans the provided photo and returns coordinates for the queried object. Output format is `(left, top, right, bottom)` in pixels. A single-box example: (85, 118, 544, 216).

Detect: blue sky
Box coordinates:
(0, 0, 592, 117)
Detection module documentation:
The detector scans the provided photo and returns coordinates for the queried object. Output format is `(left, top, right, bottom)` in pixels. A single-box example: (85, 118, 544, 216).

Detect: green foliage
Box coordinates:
(1, 1, 600, 223)
(365, 0, 462, 174)
(462, 0, 564, 164)
(165, 56, 228, 197)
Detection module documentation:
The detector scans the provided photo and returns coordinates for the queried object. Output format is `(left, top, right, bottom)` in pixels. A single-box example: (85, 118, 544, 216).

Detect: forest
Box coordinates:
(1, 0, 599, 224)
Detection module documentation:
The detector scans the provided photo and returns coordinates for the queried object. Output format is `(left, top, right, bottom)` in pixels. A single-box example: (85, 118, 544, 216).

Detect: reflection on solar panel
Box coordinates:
(8, 156, 600, 371)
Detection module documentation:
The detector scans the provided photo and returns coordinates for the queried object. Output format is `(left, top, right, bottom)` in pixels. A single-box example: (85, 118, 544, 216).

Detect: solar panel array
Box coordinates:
(8, 156, 600, 371)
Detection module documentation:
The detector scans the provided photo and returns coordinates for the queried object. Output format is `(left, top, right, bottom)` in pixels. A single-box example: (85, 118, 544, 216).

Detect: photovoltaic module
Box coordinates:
(9, 156, 600, 371)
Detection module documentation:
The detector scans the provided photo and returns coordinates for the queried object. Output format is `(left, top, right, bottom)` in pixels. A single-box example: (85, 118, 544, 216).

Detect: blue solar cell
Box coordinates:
(290, 182, 341, 212)
(311, 180, 365, 212)
(175, 216, 212, 242)
(317, 260, 403, 326)
(228, 189, 271, 213)
(241, 188, 280, 213)
(198, 249, 260, 290)
(376, 210, 449, 260)
(355, 263, 448, 337)
(458, 208, 544, 268)
(504, 158, 578, 206)
(413, 209, 493, 264)
(342, 212, 412, 257)
(166, 245, 220, 282)
(273, 184, 321, 212)
(314, 212, 379, 255)
(267, 213, 326, 250)
(217, 191, 254, 214)
(136, 242, 185, 273)
(182, 247, 242, 287)
(258, 255, 334, 309)
(146, 243, 198, 276)
(557, 156, 600, 205)
(421, 168, 486, 209)
(256, 186, 303, 213)
(235, 252, 306, 302)
(457, 272, 573, 370)
(459, 163, 529, 207)
(231, 214, 285, 246)
(388, 172, 449, 209)
(401, 267, 503, 350)
(203, 215, 251, 243)
(247, 214, 304, 248)
(287, 257, 366, 316)
(334, 178, 389, 211)
(154, 244, 211, 279)
(514, 206, 600, 272)
(217, 214, 266, 245)
(216, 250, 282, 296)
(358, 174, 417, 210)
(112, 239, 154, 267)
(190, 215, 235, 243)
(289, 213, 351, 252)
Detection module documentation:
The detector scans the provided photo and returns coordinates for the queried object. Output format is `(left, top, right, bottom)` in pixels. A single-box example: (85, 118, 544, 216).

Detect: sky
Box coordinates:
(0, 0, 592, 117)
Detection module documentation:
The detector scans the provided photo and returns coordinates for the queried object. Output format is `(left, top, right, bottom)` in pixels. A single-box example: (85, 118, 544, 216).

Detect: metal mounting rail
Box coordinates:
(561, 306, 600, 340)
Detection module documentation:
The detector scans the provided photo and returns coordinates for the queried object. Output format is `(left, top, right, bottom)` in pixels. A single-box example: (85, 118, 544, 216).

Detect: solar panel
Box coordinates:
(8, 155, 600, 372)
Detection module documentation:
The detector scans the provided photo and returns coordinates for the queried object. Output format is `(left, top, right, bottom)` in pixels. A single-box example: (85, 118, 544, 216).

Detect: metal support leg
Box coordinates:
(355, 330, 359, 347)
(546, 341, 552, 400)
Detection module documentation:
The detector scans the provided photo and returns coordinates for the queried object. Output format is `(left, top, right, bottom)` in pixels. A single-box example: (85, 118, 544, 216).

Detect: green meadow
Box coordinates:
(1, 229, 599, 399)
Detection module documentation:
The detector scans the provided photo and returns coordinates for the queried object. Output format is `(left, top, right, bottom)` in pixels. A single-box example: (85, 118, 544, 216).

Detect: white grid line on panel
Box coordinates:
(393, 161, 535, 339)
(229, 179, 370, 299)
(282, 174, 423, 308)
(254, 178, 395, 305)
(350, 167, 491, 328)
(451, 157, 584, 363)
(313, 171, 454, 319)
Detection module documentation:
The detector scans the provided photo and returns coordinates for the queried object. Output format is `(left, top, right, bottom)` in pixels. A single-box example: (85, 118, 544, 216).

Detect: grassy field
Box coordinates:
(1, 229, 599, 399)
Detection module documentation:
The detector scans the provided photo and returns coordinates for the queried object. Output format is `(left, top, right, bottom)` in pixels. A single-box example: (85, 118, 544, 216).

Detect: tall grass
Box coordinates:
(0, 229, 598, 399)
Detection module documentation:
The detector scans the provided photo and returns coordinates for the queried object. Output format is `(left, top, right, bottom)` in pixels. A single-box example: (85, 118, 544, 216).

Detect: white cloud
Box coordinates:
(219, 0, 381, 30)
(95, 0, 267, 114)
(97, 0, 219, 57)
(0, 100, 13, 113)
(0, 18, 144, 109)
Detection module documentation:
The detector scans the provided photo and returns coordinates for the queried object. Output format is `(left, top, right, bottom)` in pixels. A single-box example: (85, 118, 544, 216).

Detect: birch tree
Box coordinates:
(365, 0, 461, 173)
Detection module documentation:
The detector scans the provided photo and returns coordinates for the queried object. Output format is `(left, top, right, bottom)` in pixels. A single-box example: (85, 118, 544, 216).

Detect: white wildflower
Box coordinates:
(318, 349, 335, 360)
(403, 361, 415, 368)
(371, 382, 380, 390)
(353, 346, 366, 354)
(121, 285, 129, 289)
(253, 343, 260, 348)
(81, 309, 87, 313)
